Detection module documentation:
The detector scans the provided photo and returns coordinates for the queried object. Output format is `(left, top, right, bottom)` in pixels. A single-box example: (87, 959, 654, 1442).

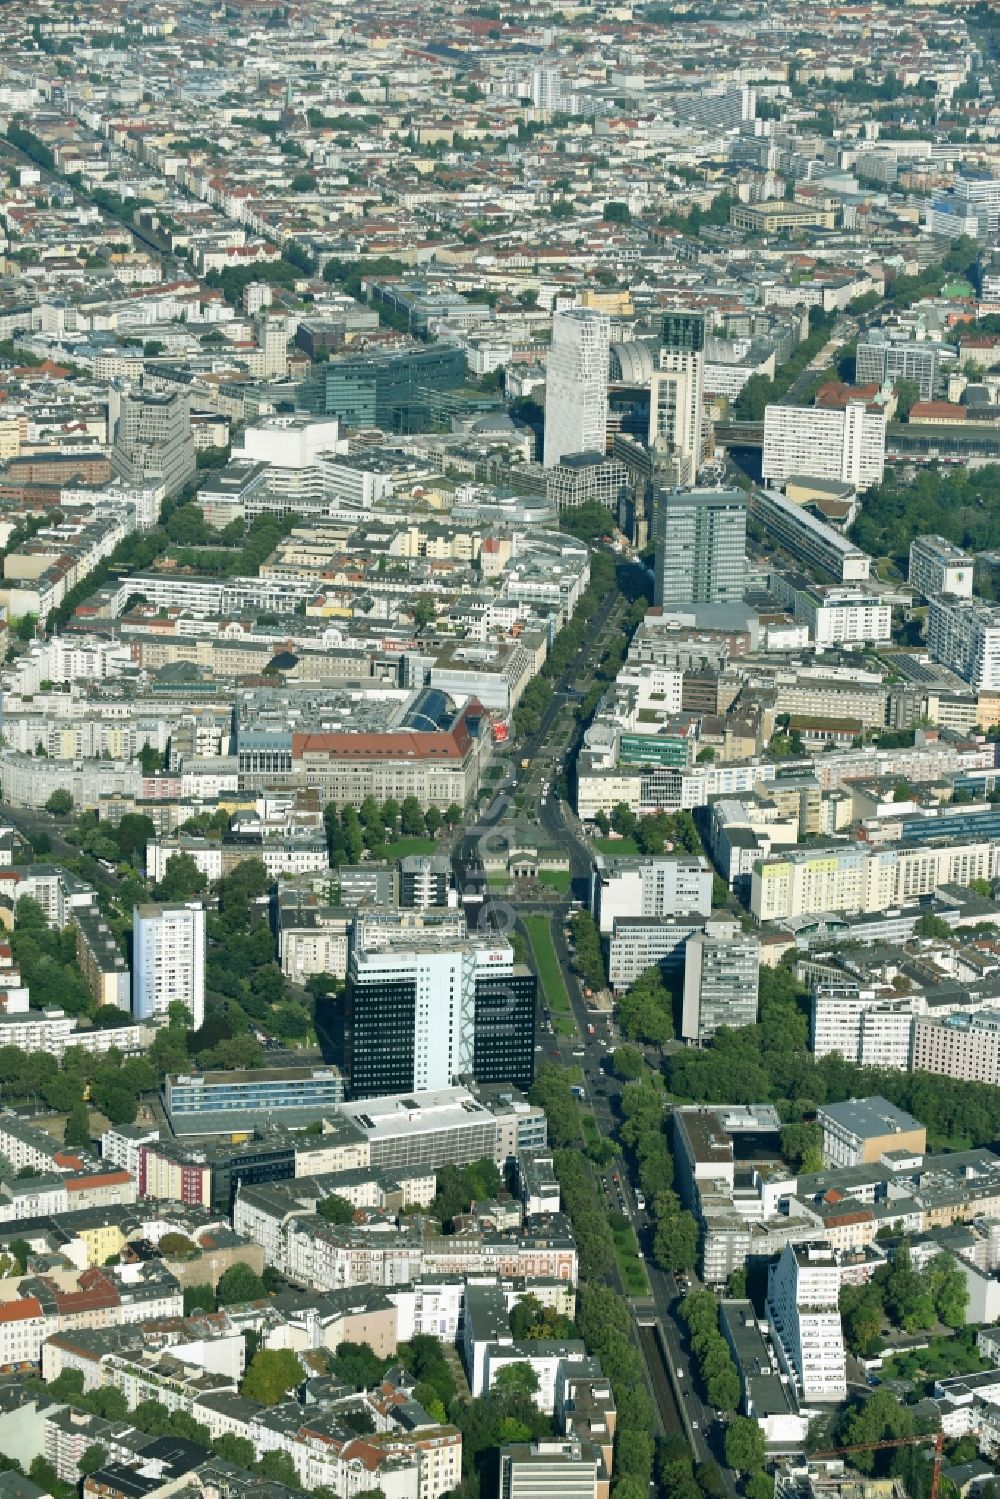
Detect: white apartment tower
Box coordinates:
(132, 902, 206, 1030)
(766, 1242, 847, 1404)
(762, 401, 885, 492)
(543, 309, 610, 469)
(530, 68, 563, 111)
(256, 313, 290, 379)
(649, 311, 705, 488)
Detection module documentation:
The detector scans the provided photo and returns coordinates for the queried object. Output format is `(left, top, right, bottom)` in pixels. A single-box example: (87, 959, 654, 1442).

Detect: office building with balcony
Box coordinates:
(766, 1242, 847, 1404)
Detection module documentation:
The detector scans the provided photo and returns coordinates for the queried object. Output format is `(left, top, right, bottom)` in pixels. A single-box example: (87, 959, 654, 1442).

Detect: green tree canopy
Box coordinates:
(241, 1348, 303, 1405)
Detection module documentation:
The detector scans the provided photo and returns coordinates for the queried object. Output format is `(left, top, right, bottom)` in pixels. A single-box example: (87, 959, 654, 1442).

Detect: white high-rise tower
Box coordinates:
(543, 308, 610, 469)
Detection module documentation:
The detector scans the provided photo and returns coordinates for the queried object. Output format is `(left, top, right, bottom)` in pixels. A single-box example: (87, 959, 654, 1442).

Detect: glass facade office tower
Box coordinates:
(346, 931, 536, 1099)
(653, 486, 747, 607)
(299, 346, 466, 432)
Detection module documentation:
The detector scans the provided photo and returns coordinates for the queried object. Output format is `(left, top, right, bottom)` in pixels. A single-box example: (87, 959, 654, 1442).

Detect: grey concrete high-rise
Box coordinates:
(681, 917, 760, 1043)
(111, 386, 196, 501)
(653, 486, 747, 607)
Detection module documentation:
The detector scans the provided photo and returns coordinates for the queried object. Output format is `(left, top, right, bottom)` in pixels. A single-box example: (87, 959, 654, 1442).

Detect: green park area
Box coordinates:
(523, 915, 572, 1013)
(609, 1213, 648, 1296)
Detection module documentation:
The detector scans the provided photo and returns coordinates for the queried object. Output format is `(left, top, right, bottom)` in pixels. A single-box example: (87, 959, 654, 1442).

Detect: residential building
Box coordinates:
(748, 489, 870, 584)
(766, 1242, 847, 1404)
(911, 1011, 1000, 1086)
(762, 403, 885, 492)
(132, 902, 206, 1030)
(543, 309, 610, 469)
(750, 835, 1000, 923)
(530, 68, 563, 111)
(927, 595, 1000, 691)
(71, 903, 130, 1011)
(908, 536, 974, 599)
(776, 576, 892, 647)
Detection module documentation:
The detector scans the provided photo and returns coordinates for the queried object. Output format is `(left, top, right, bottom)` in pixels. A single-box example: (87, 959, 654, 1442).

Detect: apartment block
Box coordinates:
(751, 835, 1000, 922)
(132, 902, 206, 1031)
(70, 903, 130, 1011)
(748, 488, 870, 584)
(927, 595, 1000, 691)
(912, 1011, 1000, 1086)
(908, 536, 975, 600)
(762, 403, 885, 492)
(765, 1242, 847, 1404)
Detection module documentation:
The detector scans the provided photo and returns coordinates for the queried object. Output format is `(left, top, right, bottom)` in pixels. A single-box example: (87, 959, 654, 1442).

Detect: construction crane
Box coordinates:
(811, 1430, 945, 1499)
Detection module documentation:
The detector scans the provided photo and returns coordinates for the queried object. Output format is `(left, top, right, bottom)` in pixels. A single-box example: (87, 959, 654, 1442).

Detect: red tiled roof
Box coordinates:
(0, 1297, 42, 1322)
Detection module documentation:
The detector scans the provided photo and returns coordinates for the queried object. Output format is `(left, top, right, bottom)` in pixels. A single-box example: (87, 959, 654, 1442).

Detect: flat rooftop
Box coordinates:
(339, 1087, 494, 1137)
(170, 1067, 342, 1088)
(818, 1096, 923, 1141)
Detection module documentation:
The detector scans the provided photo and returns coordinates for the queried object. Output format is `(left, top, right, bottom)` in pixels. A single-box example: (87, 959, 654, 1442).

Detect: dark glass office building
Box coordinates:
(660, 311, 705, 353)
(299, 346, 466, 432)
(345, 947, 536, 1100)
(473, 970, 537, 1091)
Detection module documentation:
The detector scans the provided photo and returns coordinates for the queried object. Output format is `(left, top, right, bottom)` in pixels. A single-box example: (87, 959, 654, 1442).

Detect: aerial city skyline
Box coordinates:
(0, 3, 997, 1499)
